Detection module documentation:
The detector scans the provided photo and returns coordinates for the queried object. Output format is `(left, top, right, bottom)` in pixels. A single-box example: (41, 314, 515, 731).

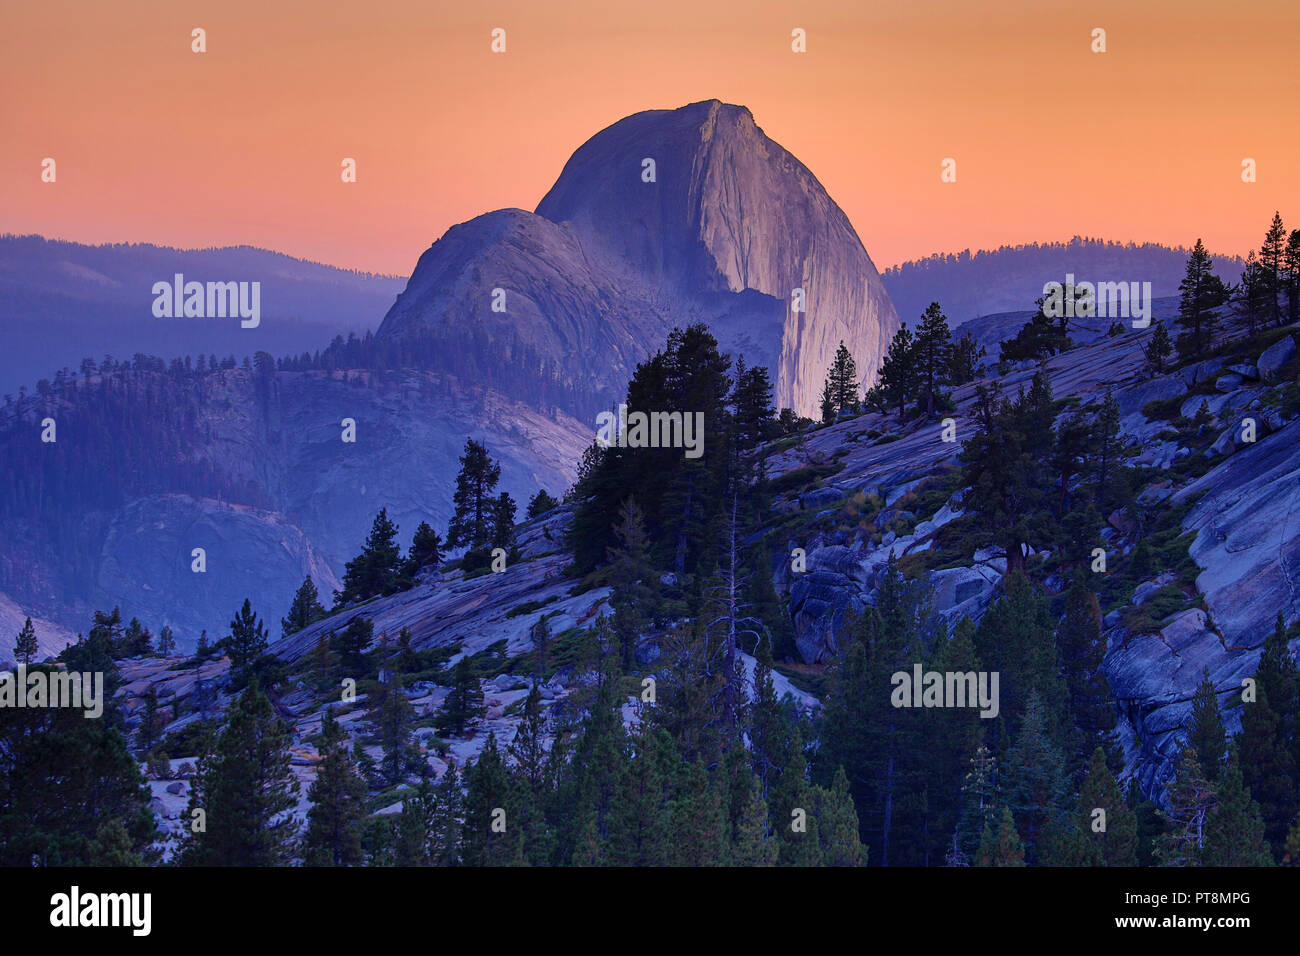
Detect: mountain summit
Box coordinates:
(379, 100, 900, 417)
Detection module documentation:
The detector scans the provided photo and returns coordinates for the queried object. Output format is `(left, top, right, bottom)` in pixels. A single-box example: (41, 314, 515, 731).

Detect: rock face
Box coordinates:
(1257, 334, 1297, 380)
(0, 368, 589, 651)
(1176, 417, 1300, 646)
(380, 100, 900, 418)
(96, 494, 341, 646)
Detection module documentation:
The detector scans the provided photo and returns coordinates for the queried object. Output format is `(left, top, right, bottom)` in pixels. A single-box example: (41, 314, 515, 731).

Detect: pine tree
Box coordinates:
(948, 332, 985, 385)
(1156, 748, 1215, 866)
(282, 577, 326, 638)
(404, 521, 443, 577)
(606, 728, 676, 866)
(977, 807, 1025, 866)
(1203, 744, 1273, 865)
(139, 685, 160, 754)
(461, 732, 522, 866)
(1240, 613, 1300, 857)
(1235, 250, 1268, 336)
(225, 599, 269, 686)
(606, 497, 657, 671)
(1186, 669, 1227, 782)
(878, 324, 917, 421)
(1260, 211, 1288, 326)
(1002, 692, 1069, 863)
(331, 616, 372, 681)
(375, 677, 417, 786)
(1142, 321, 1173, 375)
(1176, 238, 1229, 359)
(436, 656, 485, 738)
(1074, 747, 1138, 866)
(156, 625, 175, 657)
(13, 617, 37, 666)
(446, 439, 502, 550)
(1240, 684, 1298, 858)
(913, 302, 953, 416)
(337, 509, 402, 604)
(819, 377, 837, 425)
(181, 681, 298, 866)
(1285, 229, 1300, 327)
(1056, 578, 1116, 770)
(822, 341, 860, 420)
(670, 759, 730, 866)
(815, 766, 866, 866)
(526, 489, 559, 519)
(302, 709, 366, 866)
(731, 360, 776, 452)
(728, 771, 779, 866)
(489, 492, 517, 551)
(973, 572, 1067, 739)
(508, 683, 550, 794)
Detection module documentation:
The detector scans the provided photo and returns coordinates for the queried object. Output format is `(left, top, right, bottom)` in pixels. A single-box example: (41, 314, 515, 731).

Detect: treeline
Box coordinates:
(275, 326, 614, 422)
(0, 370, 268, 597)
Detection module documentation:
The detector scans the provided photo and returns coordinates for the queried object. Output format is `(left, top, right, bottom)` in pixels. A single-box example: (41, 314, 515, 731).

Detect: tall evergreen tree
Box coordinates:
(436, 656, 485, 738)
(282, 577, 326, 638)
(1260, 211, 1288, 326)
(913, 302, 954, 416)
(338, 508, 403, 604)
(489, 492, 517, 551)
(404, 521, 443, 577)
(821, 341, 860, 421)
(1176, 238, 1229, 358)
(225, 598, 269, 687)
(977, 806, 1025, 866)
(878, 324, 917, 421)
(302, 709, 366, 866)
(446, 439, 502, 550)
(526, 489, 559, 519)
(606, 497, 657, 671)
(1057, 578, 1116, 771)
(1002, 692, 1070, 864)
(13, 617, 37, 666)
(1071, 747, 1137, 866)
(181, 681, 298, 866)
(1203, 744, 1273, 866)
(461, 732, 522, 866)
(1240, 612, 1300, 857)
(1156, 748, 1215, 866)
(1186, 669, 1227, 782)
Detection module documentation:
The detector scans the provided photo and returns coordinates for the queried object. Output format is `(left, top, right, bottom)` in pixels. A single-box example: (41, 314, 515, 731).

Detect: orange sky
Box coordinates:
(2, 0, 1297, 277)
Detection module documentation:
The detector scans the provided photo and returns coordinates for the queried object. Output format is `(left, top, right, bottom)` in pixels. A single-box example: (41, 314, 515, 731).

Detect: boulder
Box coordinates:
(1228, 363, 1259, 380)
(1176, 358, 1226, 388)
(1215, 372, 1243, 392)
(1257, 335, 1297, 380)
(927, 565, 1002, 626)
(800, 487, 846, 510)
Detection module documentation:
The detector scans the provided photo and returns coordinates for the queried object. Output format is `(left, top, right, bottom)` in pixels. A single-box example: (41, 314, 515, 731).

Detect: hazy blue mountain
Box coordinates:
(0, 234, 405, 395)
(882, 238, 1245, 328)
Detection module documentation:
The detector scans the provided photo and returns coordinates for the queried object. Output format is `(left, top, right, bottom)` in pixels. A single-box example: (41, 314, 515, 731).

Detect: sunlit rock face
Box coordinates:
(381, 99, 900, 418)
